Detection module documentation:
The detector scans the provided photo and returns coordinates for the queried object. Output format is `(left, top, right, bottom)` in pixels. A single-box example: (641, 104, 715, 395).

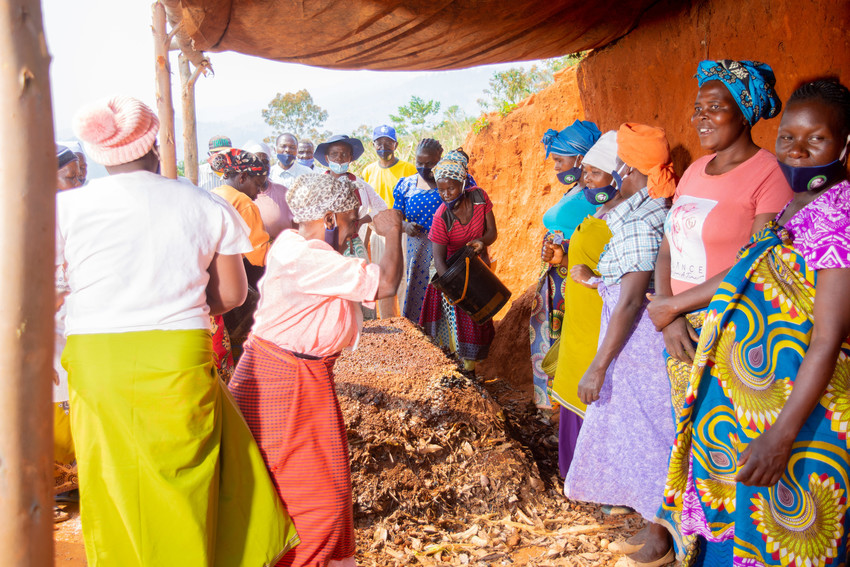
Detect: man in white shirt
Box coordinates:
(269, 133, 312, 187)
(198, 135, 232, 191)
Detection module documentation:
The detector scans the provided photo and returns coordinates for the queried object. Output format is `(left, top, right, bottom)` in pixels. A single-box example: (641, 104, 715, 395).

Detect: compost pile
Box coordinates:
(335, 318, 643, 566)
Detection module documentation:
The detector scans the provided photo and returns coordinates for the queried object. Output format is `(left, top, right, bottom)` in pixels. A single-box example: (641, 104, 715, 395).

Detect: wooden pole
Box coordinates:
(178, 53, 202, 185)
(0, 0, 56, 564)
(152, 1, 177, 179)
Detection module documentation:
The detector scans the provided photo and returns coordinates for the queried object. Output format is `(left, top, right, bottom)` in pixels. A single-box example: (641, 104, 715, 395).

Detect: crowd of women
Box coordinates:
(52, 88, 500, 565)
(51, 56, 850, 567)
(528, 59, 850, 567)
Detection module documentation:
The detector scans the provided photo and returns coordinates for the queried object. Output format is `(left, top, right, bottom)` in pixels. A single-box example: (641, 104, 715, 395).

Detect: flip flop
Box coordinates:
(627, 547, 675, 567)
(601, 505, 633, 516)
(609, 539, 644, 554)
(54, 506, 71, 523)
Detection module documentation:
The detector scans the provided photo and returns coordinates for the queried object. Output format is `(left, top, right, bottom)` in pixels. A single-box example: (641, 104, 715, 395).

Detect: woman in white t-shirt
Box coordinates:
(59, 96, 298, 566)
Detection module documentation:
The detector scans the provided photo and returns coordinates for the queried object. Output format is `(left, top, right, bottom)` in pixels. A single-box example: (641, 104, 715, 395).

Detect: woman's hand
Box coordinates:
(736, 426, 793, 487)
(646, 293, 679, 330)
(402, 221, 422, 236)
(578, 364, 606, 404)
(661, 317, 699, 363)
(541, 241, 555, 262)
(570, 264, 598, 289)
(467, 239, 486, 254)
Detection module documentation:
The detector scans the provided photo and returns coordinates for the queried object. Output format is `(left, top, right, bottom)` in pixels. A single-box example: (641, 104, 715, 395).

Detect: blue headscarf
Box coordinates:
(695, 60, 781, 126)
(541, 120, 602, 158)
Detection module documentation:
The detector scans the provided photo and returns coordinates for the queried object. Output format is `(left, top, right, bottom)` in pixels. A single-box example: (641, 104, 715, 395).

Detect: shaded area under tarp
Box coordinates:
(177, 0, 667, 70)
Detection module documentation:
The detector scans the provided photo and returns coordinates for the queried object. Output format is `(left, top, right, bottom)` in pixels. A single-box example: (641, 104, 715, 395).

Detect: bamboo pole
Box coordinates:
(152, 2, 177, 179)
(179, 53, 203, 185)
(0, 0, 56, 564)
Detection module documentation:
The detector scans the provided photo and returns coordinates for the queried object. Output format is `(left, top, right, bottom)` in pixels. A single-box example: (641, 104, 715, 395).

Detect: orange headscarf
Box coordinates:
(616, 123, 677, 199)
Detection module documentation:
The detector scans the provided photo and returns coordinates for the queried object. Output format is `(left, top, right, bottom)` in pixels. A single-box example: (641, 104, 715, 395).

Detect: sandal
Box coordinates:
(627, 547, 675, 567)
(601, 504, 633, 516)
(609, 539, 644, 554)
(54, 506, 71, 523)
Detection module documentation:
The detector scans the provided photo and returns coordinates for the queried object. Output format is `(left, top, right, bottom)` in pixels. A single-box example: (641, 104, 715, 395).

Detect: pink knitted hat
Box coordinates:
(73, 96, 160, 166)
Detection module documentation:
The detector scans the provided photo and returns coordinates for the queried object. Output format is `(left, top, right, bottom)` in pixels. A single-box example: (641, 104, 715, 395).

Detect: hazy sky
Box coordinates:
(44, 0, 539, 162)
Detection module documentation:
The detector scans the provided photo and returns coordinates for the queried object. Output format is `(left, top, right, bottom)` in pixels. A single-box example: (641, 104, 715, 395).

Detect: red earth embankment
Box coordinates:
(465, 0, 850, 390)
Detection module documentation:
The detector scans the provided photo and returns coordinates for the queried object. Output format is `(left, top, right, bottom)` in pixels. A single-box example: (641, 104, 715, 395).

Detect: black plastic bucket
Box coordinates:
(431, 246, 512, 324)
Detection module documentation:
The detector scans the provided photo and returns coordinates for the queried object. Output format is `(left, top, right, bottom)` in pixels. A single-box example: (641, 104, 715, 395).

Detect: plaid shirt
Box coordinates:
(598, 187, 669, 286)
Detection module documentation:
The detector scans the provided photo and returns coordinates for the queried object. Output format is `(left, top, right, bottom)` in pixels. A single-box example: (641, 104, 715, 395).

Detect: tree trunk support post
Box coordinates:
(0, 0, 57, 564)
(152, 1, 177, 179)
(179, 53, 203, 185)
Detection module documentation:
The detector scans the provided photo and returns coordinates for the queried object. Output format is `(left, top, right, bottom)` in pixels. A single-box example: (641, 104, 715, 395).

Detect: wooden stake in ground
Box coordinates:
(152, 1, 177, 179)
(0, 0, 56, 564)
(178, 53, 203, 185)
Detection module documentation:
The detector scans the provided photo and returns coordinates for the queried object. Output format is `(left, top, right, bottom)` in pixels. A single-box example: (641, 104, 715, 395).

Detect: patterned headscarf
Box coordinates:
(208, 148, 268, 176)
(286, 173, 361, 223)
(617, 123, 677, 199)
(696, 60, 781, 125)
(541, 120, 602, 157)
(433, 149, 469, 183)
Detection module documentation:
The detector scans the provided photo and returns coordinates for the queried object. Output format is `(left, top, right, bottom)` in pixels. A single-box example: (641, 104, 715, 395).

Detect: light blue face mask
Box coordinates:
(297, 158, 314, 168)
(328, 161, 350, 174)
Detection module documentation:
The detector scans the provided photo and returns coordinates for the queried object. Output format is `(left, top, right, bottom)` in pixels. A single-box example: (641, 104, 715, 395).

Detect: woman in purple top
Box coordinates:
(657, 79, 850, 567)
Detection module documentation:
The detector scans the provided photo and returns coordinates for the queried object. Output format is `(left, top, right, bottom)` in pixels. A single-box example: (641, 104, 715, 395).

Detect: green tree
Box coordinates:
(477, 53, 589, 117)
(262, 89, 329, 140)
(389, 96, 441, 136)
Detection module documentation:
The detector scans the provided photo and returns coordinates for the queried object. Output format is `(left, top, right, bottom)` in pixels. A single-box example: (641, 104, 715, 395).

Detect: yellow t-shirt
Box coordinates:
(360, 159, 417, 208)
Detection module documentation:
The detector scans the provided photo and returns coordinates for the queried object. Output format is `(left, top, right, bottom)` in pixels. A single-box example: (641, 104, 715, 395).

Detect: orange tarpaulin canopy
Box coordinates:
(175, 0, 664, 70)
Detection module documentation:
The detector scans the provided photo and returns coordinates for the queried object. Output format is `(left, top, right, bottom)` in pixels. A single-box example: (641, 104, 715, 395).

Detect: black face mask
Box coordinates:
(778, 159, 847, 193)
(417, 166, 434, 182)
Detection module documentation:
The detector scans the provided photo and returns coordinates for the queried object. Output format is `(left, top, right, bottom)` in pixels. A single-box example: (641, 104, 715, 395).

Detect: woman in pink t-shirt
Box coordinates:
(638, 60, 792, 565)
(419, 149, 497, 370)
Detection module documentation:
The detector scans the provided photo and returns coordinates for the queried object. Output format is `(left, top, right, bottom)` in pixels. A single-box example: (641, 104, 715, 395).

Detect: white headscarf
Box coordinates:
(242, 140, 273, 158)
(582, 131, 622, 174)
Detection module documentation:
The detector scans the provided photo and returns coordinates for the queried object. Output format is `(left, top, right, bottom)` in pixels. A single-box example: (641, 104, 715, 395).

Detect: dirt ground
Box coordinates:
(55, 317, 656, 566)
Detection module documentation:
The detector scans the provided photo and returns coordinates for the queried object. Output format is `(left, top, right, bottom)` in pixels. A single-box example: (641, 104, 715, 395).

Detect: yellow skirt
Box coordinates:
(63, 329, 299, 566)
(551, 216, 611, 416)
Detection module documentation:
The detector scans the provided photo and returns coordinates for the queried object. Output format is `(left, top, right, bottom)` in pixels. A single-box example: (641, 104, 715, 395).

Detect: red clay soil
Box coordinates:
(56, 318, 646, 566)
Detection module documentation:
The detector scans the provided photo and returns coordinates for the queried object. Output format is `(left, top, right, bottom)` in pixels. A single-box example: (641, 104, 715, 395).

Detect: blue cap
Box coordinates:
(372, 125, 397, 142)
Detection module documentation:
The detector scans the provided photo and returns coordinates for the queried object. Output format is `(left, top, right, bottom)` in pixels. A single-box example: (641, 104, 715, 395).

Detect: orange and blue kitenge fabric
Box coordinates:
(658, 224, 850, 567)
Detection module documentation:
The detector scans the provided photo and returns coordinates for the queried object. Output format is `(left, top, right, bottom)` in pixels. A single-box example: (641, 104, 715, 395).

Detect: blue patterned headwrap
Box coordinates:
(541, 120, 602, 158)
(433, 150, 469, 184)
(695, 60, 781, 126)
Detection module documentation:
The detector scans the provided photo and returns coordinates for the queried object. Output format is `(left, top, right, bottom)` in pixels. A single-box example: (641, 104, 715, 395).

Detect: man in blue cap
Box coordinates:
(361, 125, 416, 208)
(360, 125, 416, 318)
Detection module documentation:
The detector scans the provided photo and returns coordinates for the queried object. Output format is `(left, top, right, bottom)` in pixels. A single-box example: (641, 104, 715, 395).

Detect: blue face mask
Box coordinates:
(778, 159, 847, 193)
(376, 149, 394, 160)
(328, 161, 350, 175)
(324, 225, 340, 251)
(557, 166, 582, 185)
(297, 158, 314, 168)
(442, 181, 467, 210)
(582, 167, 628, 205)
(277, 153, 295, 167)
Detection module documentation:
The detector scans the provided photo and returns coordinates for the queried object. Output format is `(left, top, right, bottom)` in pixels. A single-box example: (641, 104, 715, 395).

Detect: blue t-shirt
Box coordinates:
(542, 188, 598, 240)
